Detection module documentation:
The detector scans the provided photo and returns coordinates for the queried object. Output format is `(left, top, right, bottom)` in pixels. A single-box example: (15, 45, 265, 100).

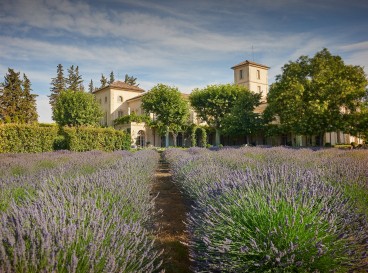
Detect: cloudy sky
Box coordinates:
(1, 0, 367, 122)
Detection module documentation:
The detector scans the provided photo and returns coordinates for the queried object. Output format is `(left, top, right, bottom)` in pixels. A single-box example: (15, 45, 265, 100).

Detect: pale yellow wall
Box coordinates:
(233, 64, 269, 102)
(94, 87, 144, 126)
(127, 99, 143, 115)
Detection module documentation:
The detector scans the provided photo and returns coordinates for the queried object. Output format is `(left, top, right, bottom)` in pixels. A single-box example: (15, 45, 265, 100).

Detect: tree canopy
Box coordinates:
(52, 89, 102, 126)
(141, 84, 189, 147)
(222, 89, 263, 138)
(264, 48, 368, 140)
(0, 68, 38, 123)
(189, 84, 246, 145)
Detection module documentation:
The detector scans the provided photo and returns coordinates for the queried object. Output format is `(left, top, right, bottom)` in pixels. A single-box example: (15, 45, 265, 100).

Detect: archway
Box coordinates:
(137, 130, 145, 147)
(191, 126, 207, 147)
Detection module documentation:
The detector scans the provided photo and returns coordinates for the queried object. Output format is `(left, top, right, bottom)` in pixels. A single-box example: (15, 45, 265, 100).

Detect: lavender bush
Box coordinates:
(0, 150, 163, 272)
(165, 147, 368, 272)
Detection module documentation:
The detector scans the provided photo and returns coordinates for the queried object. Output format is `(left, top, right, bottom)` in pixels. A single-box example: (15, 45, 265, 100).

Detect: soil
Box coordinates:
(152, 153, 192, 273)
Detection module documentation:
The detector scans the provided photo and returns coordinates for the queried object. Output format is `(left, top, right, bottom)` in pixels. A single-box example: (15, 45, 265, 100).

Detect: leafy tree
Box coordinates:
(222, 89, 263, 142)
(88, 79, 94, 93)
(124, 74, 138, 86)
(264, 48, 368, 144)
(189, 84, 245, 145)
(109, 71, 115, 84)
(142, 84, 189, 147)
(52, 89, 102, 126)
(49, 64, 65, 109)
(0, 69, 38, 123)
(100, 74, 107, 88)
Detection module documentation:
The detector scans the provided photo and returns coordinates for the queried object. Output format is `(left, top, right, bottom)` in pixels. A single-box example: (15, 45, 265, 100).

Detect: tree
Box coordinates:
(0, 69, 38, 123)
(109, 71, 115, 84)
(52, 89, 102, 126)
(100, 74, 107, 88)
(49, 64, 65, 109)
(21, 74, 38, 123)
(141, 84, 189, 147)
(264, 48, 368, 145)
(66, 65, 83, 91)
(189, 84, 245, 145)
(88, 79, 94, 93)
(222, 89, 263, 142)
(124, 74, 138, 86)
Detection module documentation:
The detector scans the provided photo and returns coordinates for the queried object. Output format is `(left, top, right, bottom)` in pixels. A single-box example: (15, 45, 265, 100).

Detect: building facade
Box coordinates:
(94, 61, 363, 147)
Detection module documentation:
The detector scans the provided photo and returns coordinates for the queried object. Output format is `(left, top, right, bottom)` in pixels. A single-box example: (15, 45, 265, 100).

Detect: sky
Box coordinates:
(1, 0, 367, 123)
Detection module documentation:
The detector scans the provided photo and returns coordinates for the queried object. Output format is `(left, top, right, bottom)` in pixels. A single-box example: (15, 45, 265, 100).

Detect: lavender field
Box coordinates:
(165, 147, 368, 272)
(0, 150, 162, 272)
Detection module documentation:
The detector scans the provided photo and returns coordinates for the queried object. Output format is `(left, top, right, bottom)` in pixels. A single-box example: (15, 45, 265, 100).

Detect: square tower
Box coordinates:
(231, 60, 269, 102)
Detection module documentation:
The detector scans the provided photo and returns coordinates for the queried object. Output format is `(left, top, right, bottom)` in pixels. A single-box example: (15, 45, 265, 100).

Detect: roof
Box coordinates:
(126, 92, 190, 103)
(126, 93, 145, 102)
(231, 60, 270, 70)
(93, 81, 145, 93)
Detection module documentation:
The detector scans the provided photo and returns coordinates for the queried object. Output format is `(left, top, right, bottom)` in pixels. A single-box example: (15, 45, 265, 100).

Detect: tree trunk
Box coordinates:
(165, 127, 169, 148)
(215, 128, 221, 146)
(172, 132, 177, 147)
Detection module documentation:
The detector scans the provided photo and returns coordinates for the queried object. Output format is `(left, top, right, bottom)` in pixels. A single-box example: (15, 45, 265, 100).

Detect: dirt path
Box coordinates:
(152, 153, 191, 273)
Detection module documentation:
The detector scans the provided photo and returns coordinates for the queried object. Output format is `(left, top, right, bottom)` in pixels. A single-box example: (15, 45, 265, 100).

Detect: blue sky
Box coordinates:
(1, 0, 367, 123)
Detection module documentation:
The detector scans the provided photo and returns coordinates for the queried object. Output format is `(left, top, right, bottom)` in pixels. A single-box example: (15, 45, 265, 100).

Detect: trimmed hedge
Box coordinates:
(0, 124, 58, 153)
(0, 124, 130, 153)
(62, 126, 130, 152)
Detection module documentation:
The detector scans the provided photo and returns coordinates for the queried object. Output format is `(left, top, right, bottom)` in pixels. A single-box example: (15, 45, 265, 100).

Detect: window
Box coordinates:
(257, 70, 261, 79)
(239, 69, 243, 79)
(117, 96, 123, 102)
(257, 86, 261, 93)
(99, 98, 102, 104)
(104, 97, 107, 103)
(118, 111, 124, 117)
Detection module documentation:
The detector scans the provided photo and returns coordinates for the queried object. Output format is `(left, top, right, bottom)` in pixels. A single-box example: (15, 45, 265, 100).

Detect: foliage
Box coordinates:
(142, 84, 189, 146)
(114, 112, 151, 125)
(49, 64, 66, 109)
(165, 147, 368, 272)
(189, 84, 247, 145)
(66, 65, 83, 91)
(0, 150, 162, 272)
(88, 79, 94, 93)
(222, 89, 263, 136)
(124, 74, 138, 86)
(264, 48, 368, 140)
(109, 71, 115, 84)
(0, 68, 38, 123)
(62, 126, 131, 152)
(191, 126, 207, 147)
(100, 74, 107, 88)
(52, 89, 102, 126)
(0, 124, 58, 153)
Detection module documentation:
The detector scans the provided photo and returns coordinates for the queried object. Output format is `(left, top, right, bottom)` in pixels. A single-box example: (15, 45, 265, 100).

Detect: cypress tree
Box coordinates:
(49, 64, 65, 109)
(88, 79, 94, 93)
(109, 71, 115, 84)
(0, 68, 23, 123)
(21, 74, 38, 123)
(100, 74, 107, 88)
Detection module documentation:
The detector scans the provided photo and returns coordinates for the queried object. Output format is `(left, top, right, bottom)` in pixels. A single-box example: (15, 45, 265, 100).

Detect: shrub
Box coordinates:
(0, 124, 58, 153)
(62, 127, 130, 152)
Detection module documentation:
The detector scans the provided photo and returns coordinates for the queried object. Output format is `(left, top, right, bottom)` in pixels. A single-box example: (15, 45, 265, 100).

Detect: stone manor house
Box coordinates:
(93, 60, 363, 147)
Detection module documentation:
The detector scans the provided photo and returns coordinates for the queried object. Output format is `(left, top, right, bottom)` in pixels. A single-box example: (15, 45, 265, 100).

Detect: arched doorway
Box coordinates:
(137, 130, 145, 147)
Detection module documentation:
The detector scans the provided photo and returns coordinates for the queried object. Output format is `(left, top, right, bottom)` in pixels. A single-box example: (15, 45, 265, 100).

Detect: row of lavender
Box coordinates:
(165, 147, 368, 272)
(0, 150, 162, 272)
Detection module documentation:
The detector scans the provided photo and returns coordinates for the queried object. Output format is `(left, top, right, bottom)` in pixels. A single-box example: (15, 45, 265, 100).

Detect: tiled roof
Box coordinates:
(231, 60, 270, 70)
(126, 93, 145, 102)
(93, 81, 145, 93)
